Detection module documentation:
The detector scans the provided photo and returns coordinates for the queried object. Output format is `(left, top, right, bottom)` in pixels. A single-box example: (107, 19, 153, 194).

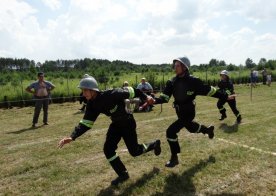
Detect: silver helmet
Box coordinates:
(78, 76, 99, 91)
(83, 74, 90, 78)
(173, 56, 191, 70)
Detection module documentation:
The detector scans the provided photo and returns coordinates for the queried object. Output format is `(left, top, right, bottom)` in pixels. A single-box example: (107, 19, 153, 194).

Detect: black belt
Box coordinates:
(111, 114, 133, 122)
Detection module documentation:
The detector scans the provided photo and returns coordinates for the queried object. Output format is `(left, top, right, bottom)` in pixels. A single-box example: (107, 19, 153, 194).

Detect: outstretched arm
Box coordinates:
(58, 105, 98, 148)
(58, 137, 73, 148)
(57, 124, 90, 149)
(154, 80, 173, 104)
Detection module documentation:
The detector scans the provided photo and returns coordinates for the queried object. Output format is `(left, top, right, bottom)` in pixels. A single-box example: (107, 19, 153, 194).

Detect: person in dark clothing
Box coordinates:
(261, 68, 267, 85)
(58, 76, 161, 186)
(217, 70, 242, 123)
(153, 56, 235, 168)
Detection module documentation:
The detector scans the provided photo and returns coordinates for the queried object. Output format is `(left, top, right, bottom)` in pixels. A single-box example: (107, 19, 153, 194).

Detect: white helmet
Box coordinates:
(78, 76, 99, 91)
(220, 70, 229, 76)
(173, 56, 191, 70)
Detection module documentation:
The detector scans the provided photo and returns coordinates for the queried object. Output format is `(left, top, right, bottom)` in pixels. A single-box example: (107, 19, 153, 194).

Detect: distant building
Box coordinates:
(8, 64, 20, 70)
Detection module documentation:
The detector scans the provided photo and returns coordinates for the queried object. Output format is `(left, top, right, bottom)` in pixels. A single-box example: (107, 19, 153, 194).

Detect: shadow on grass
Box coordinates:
(6, 125, 43, 134)
(153, 155, 216, 196)
(219, 123, 239, 134)
(98, 167, 160, 196)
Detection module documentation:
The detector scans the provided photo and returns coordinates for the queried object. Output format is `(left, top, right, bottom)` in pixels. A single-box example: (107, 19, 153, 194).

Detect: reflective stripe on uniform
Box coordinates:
(110, 105, 118, 113)
(167, 137, 178, 142)
(160, 93, 170, 102)
(80, 119, 94, 128)
(219, 107, 225, 111)
(236, 113, 240, 117)
(196, 124, 201, 133)
(142, 143, 148, 152)
(207, 86, 217, 96)
(226, 90, 231, 95)
(127, 87, 135, 99)
(107, 153, 118, 162)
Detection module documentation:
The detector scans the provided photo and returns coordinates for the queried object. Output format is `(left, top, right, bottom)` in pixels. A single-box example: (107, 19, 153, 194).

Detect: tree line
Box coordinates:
(1, 57, 275, 72)
(0, 57, 275, 87)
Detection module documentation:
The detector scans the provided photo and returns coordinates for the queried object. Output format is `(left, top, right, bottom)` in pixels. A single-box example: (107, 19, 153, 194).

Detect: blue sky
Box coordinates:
(0, 0, 276, 65)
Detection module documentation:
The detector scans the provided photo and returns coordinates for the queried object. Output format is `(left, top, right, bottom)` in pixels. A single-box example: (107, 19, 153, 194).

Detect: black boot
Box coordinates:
(207, 126, 214, 139)
(154, 140, 161, 156)
(109, 156, 128, 185)
(165, 154, 179, 168)
(111, 171, 129, 186)
(236, 115, 242, 124)
(144, 140, 161, 156)
(200, 125, 214, 139)
(219, 113, 227, 121)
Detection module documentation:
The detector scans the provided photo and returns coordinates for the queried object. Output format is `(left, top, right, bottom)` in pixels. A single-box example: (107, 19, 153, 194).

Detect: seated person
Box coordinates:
(123, 81, 129, 87)
(137, 78, 154, 111)
(137, 78, 153, 95)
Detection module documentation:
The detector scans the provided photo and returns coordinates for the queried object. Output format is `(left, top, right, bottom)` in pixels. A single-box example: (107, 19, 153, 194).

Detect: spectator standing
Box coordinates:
(261, 68, 267, 85)
(267, 73, 272, 87)
(250, 69, 256, 87)
(253, 70, 259, 84)
(26, 72, 55, 127)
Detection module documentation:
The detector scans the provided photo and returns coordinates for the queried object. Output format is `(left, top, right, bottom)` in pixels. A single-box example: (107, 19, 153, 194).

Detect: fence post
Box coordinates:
(20, 79, 25, 107)
(67, 77, 70, 97)
(4, 96, 11, 109)
(238, 69, 241, 84)
(205, 66, 208, 82)
(250, 82, 253, 102)
(162, 72, 165, 89)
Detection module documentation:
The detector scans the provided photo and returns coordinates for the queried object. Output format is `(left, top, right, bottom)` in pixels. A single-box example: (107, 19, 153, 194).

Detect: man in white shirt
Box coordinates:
(137, 78, 153, 94)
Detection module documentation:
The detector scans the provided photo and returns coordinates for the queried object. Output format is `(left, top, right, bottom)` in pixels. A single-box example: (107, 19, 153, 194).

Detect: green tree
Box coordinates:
(209, 59, 219, 67)
(258, 58, 267, 67)
(218, 60, 226, 67)
(245, 58, 255, 69)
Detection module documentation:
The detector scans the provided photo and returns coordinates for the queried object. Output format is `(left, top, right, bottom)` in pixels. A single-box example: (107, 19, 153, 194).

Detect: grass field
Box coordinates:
(0, 84, 275, 195)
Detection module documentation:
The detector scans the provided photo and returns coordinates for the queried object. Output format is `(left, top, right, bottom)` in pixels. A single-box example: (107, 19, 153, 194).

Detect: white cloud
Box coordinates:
(128, 0, 178, 18)
(197, 0, 276, 23)
(42, 0, 61, 10)
(0, 0, 276, 65)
